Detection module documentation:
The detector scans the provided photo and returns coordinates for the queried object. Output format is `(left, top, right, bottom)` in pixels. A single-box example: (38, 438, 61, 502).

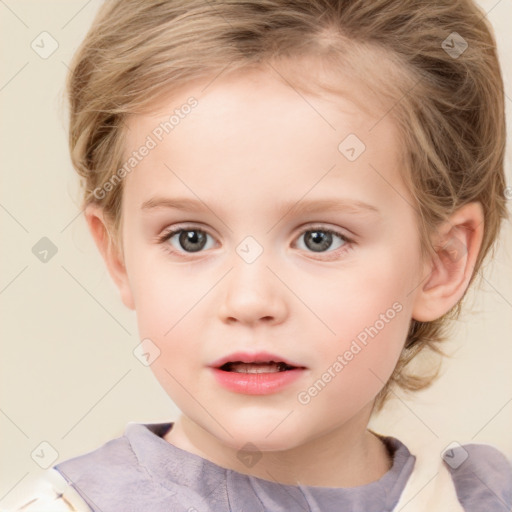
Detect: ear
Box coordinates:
(84, 204, 135, 310)
(412, 201, 484, 322)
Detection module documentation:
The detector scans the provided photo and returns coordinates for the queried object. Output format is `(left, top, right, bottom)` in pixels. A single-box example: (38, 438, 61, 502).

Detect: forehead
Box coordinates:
(121, 66, 408, 215)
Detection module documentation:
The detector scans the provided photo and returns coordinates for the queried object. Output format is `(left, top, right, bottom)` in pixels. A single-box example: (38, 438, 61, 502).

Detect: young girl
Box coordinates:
(9, 0, 512, 510)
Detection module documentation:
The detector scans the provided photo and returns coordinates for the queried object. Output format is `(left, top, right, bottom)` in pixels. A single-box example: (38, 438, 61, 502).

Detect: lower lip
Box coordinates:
(210, 368, 305, 395)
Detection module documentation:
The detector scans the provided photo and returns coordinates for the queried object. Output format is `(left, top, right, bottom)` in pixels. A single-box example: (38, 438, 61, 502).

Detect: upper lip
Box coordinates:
(209, 351, 306, 369)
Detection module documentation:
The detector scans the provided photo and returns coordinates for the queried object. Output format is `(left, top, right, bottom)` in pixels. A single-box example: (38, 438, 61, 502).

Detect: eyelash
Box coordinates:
(156, 224, 354, 260)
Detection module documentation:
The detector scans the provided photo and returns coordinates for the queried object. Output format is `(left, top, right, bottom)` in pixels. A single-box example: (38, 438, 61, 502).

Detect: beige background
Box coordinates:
(1, 0, 511, 506)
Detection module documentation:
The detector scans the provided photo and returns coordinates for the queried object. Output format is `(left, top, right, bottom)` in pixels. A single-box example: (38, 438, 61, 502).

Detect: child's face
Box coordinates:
(115, 68, 429, 451)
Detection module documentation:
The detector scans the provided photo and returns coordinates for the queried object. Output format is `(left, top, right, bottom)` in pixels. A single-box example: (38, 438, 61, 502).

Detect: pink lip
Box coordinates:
(208, 351, 307, 395)
(209, 351, 304, 369)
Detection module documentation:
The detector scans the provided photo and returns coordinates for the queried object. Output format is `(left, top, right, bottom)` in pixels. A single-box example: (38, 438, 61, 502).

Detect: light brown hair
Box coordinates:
(66, 0, 508, 412)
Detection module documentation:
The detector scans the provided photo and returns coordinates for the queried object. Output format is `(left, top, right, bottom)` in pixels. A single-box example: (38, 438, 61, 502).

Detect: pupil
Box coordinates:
(306, 230, 331, 252)
(179, 230, 206, 252)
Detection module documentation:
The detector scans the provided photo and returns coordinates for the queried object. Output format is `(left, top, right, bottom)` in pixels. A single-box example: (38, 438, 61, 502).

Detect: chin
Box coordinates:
(201, 411, 309, 453)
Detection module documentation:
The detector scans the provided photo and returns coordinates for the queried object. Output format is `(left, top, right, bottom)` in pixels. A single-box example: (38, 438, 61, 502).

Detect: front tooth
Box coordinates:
(231, 363, 281, 374)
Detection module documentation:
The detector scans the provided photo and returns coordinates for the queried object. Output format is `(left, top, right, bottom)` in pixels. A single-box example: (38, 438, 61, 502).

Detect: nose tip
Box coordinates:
(217, 257, 288, 327)
(220, 284, 285, 326)
(224, 312, 276, 325)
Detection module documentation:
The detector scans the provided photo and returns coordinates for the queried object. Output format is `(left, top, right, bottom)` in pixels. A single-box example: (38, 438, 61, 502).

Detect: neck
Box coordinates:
(164, 406, 392, 488)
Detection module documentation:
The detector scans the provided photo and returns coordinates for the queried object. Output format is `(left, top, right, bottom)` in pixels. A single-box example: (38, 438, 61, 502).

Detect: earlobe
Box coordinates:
(412, 202, 484, 322)
(84, 204, 136, 310)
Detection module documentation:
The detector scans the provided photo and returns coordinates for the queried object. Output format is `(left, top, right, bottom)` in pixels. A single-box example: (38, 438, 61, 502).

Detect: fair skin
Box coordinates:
(86, 65, 483, 488)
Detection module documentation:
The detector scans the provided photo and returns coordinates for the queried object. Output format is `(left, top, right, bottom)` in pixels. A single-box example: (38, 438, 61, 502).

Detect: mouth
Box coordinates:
(210, 351, 306, 373)
(209, 352, 306, 395)
(218, 361, 298, 374)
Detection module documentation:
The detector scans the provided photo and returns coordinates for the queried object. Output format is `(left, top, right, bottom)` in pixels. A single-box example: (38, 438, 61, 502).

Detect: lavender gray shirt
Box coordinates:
(54, 422, 512, 512)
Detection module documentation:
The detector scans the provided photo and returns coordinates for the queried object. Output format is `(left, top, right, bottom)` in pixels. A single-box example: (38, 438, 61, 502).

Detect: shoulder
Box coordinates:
(47, 423, 189, 511)
(53, 428, 144, 489)
(3, 429, 143, 512)
(442, 442, 512, 511)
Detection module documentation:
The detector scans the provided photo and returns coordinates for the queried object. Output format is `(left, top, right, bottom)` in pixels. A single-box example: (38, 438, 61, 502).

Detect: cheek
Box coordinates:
(302, 258, 412, 350)
(298, 305, 410, 418)
(132, 270, 206, 397)
(126, 245, 189, 327)
(302, 256, 415, 401)
(125, 252, 206, 364)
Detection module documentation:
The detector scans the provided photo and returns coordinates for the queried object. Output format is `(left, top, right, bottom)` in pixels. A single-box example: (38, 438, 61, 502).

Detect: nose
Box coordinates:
(217, 256, 289, 327)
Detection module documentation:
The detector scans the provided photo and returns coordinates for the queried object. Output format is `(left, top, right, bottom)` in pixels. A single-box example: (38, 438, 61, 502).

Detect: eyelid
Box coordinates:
(294, 223, 353, 240)
(158, 222, 352, 242)
(157, 223, 217, 246)
(157, 222, 354, 260)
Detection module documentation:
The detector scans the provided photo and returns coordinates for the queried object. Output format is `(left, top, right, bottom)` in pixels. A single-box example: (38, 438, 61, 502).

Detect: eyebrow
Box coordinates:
(141, 196, 381, 218)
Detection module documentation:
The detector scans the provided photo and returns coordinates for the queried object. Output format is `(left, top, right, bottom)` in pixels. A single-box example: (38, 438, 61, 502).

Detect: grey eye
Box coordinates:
(168, 229, 213, 252)
(297, 230, 347, 253)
